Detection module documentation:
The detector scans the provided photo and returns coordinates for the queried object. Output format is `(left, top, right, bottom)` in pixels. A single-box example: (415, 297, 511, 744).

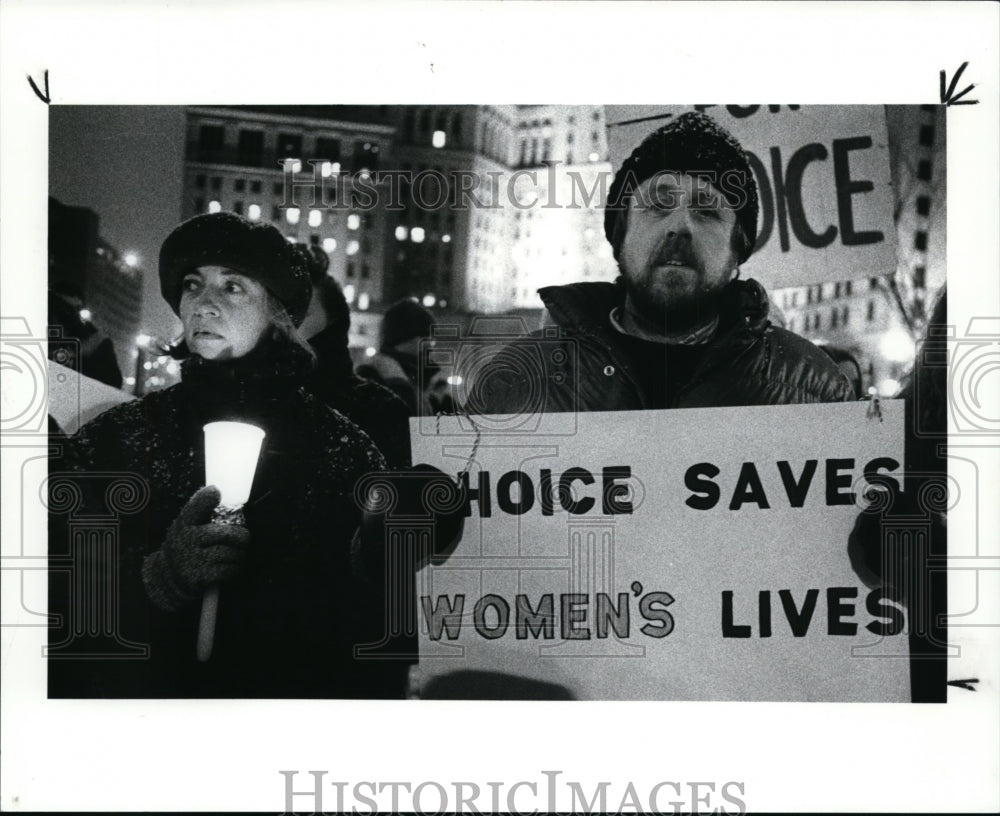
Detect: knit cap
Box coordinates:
(380, 298, 436, 351)
(604, 111, 759, 263)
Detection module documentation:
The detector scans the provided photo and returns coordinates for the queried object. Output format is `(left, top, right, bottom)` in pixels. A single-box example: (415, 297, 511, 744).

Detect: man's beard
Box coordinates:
(622, 265, 731, 336)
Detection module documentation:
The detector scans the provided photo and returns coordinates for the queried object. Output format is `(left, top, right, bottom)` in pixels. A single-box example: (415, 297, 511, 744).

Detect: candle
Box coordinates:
(202, 421, 266, 508)
(198, 421, 265, 661)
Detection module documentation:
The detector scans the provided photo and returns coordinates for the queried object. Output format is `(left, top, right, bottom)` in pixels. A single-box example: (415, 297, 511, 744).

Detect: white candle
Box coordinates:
(202, 421, 266, 507)
(198, 421, 265, 663)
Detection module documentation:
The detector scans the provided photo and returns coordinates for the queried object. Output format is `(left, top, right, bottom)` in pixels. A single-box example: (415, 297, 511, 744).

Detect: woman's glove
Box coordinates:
(142, 486, 250, 611)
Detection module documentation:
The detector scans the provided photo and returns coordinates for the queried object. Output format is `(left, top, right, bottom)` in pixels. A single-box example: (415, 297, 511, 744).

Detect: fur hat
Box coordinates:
(604, 111, 759, 264)
(159, 212, 311, 326)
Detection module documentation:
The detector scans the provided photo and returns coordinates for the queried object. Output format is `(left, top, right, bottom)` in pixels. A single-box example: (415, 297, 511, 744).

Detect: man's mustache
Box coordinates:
(653, 240, 697, 269)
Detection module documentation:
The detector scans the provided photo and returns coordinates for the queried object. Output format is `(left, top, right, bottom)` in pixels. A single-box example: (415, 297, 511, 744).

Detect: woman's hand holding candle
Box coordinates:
(141, 485, 250, 612)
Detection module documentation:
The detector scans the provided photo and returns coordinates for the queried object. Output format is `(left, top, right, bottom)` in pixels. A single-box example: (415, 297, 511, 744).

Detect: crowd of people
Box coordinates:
(48, 111, 947, 702)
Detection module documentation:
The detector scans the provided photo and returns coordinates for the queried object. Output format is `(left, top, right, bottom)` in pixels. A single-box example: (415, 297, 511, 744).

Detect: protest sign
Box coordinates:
(410, 401, 909, 701)
(605, 105, 897, 290)
(48, 360, 133, 435)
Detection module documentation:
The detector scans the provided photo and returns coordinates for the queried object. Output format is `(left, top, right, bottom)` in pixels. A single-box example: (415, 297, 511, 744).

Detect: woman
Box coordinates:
(49, 213, 406, 699)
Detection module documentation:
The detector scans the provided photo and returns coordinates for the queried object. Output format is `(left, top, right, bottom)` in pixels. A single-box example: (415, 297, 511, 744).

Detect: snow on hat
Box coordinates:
(159, 212, 311, 326)
(604, 111, 759, 264)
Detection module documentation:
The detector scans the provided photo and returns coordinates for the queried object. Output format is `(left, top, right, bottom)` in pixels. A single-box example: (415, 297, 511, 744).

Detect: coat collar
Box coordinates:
(537, 278, 774, 408)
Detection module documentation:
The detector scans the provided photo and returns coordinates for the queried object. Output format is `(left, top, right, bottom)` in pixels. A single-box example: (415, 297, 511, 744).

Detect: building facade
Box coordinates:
(48, 197, 144, 379)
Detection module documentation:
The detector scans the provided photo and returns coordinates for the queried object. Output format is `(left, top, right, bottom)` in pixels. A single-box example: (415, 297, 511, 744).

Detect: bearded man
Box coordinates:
(465, 111, 853, 414)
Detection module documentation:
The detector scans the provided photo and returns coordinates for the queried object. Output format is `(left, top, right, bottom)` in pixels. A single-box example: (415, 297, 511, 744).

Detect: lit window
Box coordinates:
(286, 207, 300, 225)
(346, 240, 360, 256)
(323, 238, 336, 253)
(395, 226, 408, 241)
(358, 293, 370, 310)
(441, 234, 451, 244)
(308, 209, 322, 228)
(248, 204, 261, 221)
(411, 227, 425, 243)
(432, 130, 446, 148)
(284, 159, 303, 173)
(208, 200, 222, 213)
(343, 284, 355, 303)
(320, 161, 334, 178)
(347, 214, 361, 230)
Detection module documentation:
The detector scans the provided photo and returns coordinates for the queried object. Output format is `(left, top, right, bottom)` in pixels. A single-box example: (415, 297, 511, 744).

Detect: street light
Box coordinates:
(124, 253, 139, 268)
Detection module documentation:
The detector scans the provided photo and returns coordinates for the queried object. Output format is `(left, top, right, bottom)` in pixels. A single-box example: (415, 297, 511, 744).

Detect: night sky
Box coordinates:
(49, 105, 187, 339)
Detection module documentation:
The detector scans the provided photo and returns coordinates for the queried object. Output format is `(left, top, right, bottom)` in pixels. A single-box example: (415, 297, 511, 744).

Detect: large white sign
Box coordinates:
(605, 105, 898, 289)
(411, 402, 909, 701)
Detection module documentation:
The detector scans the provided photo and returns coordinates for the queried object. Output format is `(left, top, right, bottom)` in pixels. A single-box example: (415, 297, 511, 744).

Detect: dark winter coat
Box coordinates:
(308, 324, 412, 469)
(467, 279, 854, 413)
(48, 343, 408, 699)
